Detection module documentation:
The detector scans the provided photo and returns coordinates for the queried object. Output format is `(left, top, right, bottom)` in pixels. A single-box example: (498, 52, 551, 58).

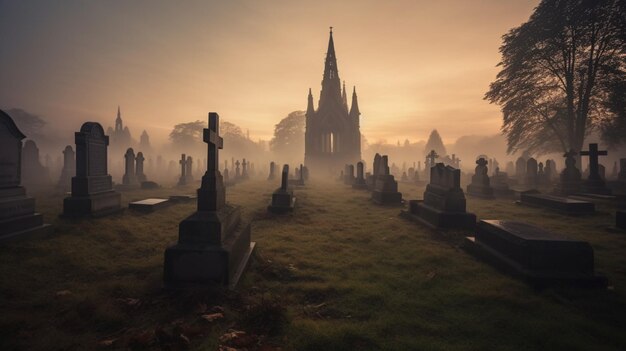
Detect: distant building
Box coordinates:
(106, 106, 132, 150)
(139, 130, 151, 152)
(304, 28, 362, 174)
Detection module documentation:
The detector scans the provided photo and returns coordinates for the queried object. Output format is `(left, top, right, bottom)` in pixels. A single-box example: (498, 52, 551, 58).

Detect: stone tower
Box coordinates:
(304, 28, 362, 175)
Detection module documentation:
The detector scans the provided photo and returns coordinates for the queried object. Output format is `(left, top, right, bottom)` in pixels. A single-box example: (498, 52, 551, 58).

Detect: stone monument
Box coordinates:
(136, 151, 147, 183)
(352, 161, 368, 190)
(177, 154, 188, 186)
(268, 164, 296, 214)
(371, 155, 403, 205)
(580, 143, 611, 195)
(466, 157, 495, 199)
(122, 148, 138, 187)
(554, 150, 582, 196)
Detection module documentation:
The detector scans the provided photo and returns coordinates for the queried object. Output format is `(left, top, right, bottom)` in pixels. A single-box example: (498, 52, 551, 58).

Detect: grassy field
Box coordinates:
(1, 179, 626, 350)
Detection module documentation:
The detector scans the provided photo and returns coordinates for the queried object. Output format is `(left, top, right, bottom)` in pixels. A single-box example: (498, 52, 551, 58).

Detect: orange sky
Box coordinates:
(0, 0, 539, 146)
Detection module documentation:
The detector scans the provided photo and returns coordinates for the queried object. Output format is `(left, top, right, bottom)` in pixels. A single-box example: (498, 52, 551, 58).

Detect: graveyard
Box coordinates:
(2, 1, 626, 350)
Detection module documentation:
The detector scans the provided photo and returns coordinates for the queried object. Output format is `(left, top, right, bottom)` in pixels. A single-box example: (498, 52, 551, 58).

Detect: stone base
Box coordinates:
(463, 220, 607, 288)
(268, 190, 296, 214)
(466, 184, 495, 199)
(402, 200, 476, 230)
(129, 198, 171, 213)
(519, 190, 594, 215)
(164, 220, 254, 289)
(617, 210, 626, 230)
(268, 197, 296, 214)
(63, 191, 122, 217)
(372, 191, 403, 205)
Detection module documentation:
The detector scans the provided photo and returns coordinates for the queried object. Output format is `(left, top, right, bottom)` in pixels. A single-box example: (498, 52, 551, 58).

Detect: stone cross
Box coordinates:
(198, 112, 225, 211)
(281, 164, 289, 191)
(476, 158, 488, 168)
(179, 154, 187, 179)
(242, 158, 248, 176)
(426, 150, 439, 168)
(235, 160, 241, 177)
(580, 143, 608, 181)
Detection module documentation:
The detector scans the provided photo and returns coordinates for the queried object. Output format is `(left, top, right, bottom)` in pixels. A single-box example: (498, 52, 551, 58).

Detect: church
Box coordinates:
(304, 28, 362, 174)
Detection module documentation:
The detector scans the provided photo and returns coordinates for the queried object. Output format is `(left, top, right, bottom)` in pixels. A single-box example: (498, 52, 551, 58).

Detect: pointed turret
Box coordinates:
(115, 105, 123, 132)
(306, 88, 315, 116)
(350, 86, 361, 118)
(319, 27, 342, 108)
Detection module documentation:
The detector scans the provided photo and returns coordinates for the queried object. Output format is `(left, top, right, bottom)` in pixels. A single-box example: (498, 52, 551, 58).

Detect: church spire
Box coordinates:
(115, 105, 123, 132)
(306, 88, 315, 115)
(350, 86, 360, 118)
(320, 27, 342, 108)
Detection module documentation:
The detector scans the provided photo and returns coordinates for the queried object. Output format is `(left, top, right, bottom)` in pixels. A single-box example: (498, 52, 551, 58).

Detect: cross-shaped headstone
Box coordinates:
(179, 154, 187, 177)
(580, 143, 608, 181)
(476, 158, 488, 168)
(426, 150, 439, 167)
(235, 160, 240, 170)
(203, 112, 223, 175)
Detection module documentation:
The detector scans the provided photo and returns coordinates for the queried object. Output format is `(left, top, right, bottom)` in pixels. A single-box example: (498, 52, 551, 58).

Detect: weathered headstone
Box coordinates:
(122, 148, 138, 186)
(267, 161, 276, 181)
(526, 157, 538, 189)
(235, 160, 241, 179)
(372, 155, 403, 205)
(366, 153, 381, 190)
(241, 158, 249, 180)
(515, 156, 526, 185)
(268, 164, 296, 213)
(403, 163, 476, 229)
(164, 112, 255, 289)
(466, 157, 495, 199)
(136, 151, 147, 183)
(57, 145, 75, 192)
(0, 110, 52, 241)
(177, 154, 187, 186)
(352, 161, 368, 189)
(580, 143, 610, 195)
(464, 220, 607, 287)
(21, 140, 49, 188)
(554, 150, 582, 196)
(63, 122, 122, 217)
(186, 156, 194, 182)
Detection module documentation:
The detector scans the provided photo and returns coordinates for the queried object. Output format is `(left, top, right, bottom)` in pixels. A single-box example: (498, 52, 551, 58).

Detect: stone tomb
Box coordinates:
(63, 122, 122, 217)
(519, 190, 594, 215)
(0, 109, 52, 241)
(402, 163, 476, 230)
(129, 198, 170, 212)
(268, 164, 296, 214)
(164, 112, 255, 289)
(352, 161, 368, 190)
(466, 157, 495, 199)
(371, 155, 403, 205)
(464, 220, 607, 288)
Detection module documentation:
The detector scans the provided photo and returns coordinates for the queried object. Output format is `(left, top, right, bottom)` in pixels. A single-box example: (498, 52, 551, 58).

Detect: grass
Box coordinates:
(1, 179, 625, 350)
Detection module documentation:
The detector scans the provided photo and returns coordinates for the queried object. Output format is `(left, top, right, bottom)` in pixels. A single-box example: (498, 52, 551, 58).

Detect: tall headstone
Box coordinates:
(268, 161, 276, 181)
(353, 161, 368, 189)
(580, 143, 611, 195)
(526, 157, 538, 189)
(57, 145, 75, 192)
(122, 148, 138, 186)
(186, 156, 194, 182)
(371, 155, 403, 205)
(164, 112, 255, 288)
(235, 160, 241, 179)
(21, 140, 49, 188)
(466, 157, 495, 199)
(177, 154, 187, 186)
(366, 153, 382, 190)
(268, 164, 296, 213)
(63, 122, 122, 217)
(515, 157, 526, 185)
(0, 110, 51, 240)
(136, 151, 147, 183)
(403, 163, 476, 230)
(241, 158, 249, 180)
(554, 150, 582, 196)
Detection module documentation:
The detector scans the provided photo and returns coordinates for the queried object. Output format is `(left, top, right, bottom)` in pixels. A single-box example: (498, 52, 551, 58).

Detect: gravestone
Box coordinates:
(235, 160, 241, 179)
(0, 110, 52, 241)
(505, 161, 515, 178)
(466, 157, 495, 199)
(136, 151, 147, 183)
(186, 156, 194, 182)
(366, 153, 382, 190)
(268, 161, 276, 181)
(464, 220, 607, 287)
(63, 122, 122, 217)
(129, 198, 170, 212)
(164, 112, 255, 289)
(544, 160, 555, 184)
(352, 161, 368, 189)
(177, 154, 187, 186)
(554, 150, 583, 196)
(580, 143, 611, 195)
(241, 158, 249, 180)
(520, 190, 594, 215)
(344, 164, 355, 185)
(526, 158, 538, 189)
(268, 164, 296, 214)
(425, 150, 439, 182)
(402, 163, 476, 230)
(21, 140, 49, 188)
(57, 145, 75, 192)
(122, 148, 138, 187)
(515, 157, 526, 185)
(491, 167, 515, 198)
(371, 155, 403, 205)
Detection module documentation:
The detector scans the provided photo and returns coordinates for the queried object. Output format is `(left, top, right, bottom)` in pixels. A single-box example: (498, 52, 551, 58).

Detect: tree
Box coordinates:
(169, 120, 205, 150)
(424, 129, 447, 157)
(269, 111, 305, 161)
(485, 0, 625, 155)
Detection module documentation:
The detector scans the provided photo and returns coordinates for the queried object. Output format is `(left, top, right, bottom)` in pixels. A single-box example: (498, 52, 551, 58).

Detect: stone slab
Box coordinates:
(402, 200, 476, 230)
(519, 191, 594, 215)
(569, 193, 626, 208)
(464, 220, 607, 288)
(129, 198, 171, 212)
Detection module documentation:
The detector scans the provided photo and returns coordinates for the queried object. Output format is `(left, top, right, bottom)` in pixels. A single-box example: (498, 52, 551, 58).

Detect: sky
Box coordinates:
(0, 0, 539, 146)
